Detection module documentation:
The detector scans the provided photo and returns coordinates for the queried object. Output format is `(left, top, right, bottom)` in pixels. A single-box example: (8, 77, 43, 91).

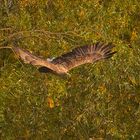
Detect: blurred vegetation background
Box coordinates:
(0, 0, 140, 139)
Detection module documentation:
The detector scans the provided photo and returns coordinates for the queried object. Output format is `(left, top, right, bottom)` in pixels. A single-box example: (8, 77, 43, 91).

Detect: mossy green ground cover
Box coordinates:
(0, 0, 140, 139)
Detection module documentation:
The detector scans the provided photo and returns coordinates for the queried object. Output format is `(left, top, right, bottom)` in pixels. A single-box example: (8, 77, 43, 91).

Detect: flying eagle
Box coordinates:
(12, 42, 116, 75)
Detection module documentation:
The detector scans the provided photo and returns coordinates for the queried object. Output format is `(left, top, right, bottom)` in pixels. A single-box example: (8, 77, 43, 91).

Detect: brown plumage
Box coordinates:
(13, 42, 116, 75)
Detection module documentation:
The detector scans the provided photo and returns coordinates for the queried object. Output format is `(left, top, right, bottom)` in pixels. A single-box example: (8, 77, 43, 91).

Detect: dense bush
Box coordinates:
(0, 0, 140, 139)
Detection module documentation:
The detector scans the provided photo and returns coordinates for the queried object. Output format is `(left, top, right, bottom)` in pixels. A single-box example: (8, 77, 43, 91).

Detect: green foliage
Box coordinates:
(0, 0, 140, 139)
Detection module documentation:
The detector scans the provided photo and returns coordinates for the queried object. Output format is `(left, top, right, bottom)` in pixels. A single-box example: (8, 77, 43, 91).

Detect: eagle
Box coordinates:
(11, 42, 116, 75)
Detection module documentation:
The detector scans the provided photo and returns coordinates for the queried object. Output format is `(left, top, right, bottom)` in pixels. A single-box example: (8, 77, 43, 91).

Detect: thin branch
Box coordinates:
(0, 46, 12, 49)
(0, 28, 13, 31)
(0, 29, 84, 47)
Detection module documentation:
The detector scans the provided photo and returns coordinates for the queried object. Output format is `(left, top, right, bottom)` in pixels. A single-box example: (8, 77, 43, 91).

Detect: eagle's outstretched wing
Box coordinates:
(48, 42, 116, 72)
(12, 47, 60, 72)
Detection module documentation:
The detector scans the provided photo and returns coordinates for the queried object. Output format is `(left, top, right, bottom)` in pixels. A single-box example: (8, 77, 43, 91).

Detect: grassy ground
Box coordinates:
(0, 0, 140, 139)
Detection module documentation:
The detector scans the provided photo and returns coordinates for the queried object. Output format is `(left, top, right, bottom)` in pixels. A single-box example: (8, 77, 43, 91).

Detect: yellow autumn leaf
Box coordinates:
(79, 9, 85, 17)
(19, 0, 37, 7)
(19, 0, 28, 7)
(128, 76, 137, 85)
(47, 97, 55, 108)
(109, 127, 117, 134)
(128, 106, 131, 111)
(98, 84, 107, 93)
(130, 29, 137, 41)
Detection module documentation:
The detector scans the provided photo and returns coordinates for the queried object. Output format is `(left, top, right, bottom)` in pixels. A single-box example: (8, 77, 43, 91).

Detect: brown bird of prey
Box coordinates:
(12, 42, 116, 75)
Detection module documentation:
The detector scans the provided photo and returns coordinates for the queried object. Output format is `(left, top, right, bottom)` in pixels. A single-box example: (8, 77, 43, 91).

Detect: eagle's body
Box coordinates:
(12, 42, 116, 75)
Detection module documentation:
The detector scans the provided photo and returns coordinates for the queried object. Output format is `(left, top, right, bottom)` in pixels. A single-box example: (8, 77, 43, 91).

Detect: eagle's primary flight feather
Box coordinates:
(13, 42, 116, 75)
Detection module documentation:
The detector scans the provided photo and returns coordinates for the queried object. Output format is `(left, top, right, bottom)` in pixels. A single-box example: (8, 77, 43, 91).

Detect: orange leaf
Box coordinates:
(47, 97, 55, 108)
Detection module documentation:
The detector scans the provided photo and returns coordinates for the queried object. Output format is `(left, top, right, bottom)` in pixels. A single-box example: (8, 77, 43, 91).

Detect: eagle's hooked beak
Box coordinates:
(66, 73, 71, 77)
(59, 72, 71, 79)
